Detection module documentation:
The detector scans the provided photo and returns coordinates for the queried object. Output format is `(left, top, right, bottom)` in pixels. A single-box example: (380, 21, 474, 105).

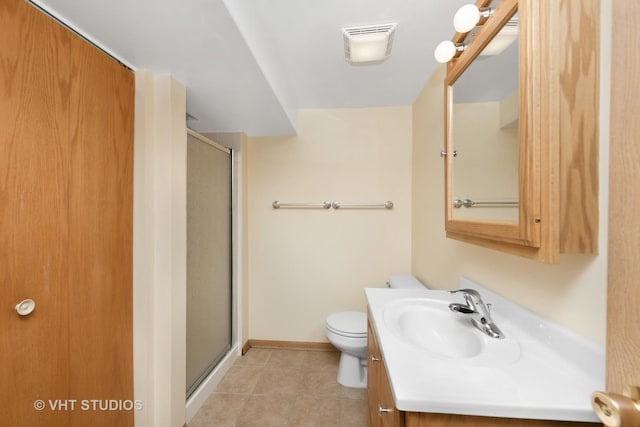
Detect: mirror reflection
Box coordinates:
(451, 17, 519, 222)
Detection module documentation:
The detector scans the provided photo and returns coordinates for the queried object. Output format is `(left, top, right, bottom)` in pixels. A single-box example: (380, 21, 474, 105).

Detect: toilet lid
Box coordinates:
(326, 311, 367, 338)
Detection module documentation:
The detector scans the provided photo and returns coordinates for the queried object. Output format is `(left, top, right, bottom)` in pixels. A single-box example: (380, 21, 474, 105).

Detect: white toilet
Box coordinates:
(325, 274, 426, 388)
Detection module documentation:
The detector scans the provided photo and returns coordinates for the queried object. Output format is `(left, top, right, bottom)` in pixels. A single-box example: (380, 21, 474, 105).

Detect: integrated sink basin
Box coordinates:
(383, 297, 521, 367)
(365, 284, 605, 421)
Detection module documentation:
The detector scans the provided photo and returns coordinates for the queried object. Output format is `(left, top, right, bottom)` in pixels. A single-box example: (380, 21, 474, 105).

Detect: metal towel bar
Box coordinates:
(453, 198, 518, 208)
(271, 200, 394, 210)
(331, 201, 393, 210)
(272, 201, 332, 209)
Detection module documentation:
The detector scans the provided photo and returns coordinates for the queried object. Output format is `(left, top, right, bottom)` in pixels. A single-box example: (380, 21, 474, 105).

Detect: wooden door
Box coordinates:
(0, 1, 134, 426)
(606, 0, 640, 395)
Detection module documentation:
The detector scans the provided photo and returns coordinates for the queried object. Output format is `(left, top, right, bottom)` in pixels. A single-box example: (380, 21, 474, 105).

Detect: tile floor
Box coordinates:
(188, 347, 368, 427)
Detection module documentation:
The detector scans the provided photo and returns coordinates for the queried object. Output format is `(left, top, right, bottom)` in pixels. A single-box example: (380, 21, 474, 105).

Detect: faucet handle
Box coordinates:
(449, 289, 505, 339)
(449, 288, 482, 304)
(450, 288, 481, 296)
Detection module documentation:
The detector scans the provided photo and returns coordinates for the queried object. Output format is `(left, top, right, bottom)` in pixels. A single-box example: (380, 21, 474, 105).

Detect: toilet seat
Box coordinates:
(326, 311, 367, 338)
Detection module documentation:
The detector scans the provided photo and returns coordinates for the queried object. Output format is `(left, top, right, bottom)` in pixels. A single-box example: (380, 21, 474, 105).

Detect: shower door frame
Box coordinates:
(185, 129, 235, 398)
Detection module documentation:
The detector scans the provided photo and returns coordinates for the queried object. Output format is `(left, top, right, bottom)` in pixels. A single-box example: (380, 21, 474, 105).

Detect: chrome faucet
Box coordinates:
(448, 289, 505, 339)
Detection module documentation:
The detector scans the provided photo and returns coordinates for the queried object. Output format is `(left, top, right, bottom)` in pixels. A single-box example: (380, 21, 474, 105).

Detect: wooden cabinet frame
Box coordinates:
(443, 0, 599, 263)
(367, 310, 405, 427)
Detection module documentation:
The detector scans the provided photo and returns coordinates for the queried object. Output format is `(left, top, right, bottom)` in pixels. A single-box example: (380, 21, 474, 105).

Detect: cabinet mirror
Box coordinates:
(450, 17, 519, 223)
(444, 0, 539, 248)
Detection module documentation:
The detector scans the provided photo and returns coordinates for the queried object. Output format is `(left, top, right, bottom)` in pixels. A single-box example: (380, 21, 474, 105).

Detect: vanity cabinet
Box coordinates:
(367, 314, 404, 427)
(443, 0, 599, 263)
(367, 311, 599, 427)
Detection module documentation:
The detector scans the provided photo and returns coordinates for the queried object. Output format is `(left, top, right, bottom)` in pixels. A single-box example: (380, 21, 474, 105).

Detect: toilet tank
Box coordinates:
(387, 274, 427, 289)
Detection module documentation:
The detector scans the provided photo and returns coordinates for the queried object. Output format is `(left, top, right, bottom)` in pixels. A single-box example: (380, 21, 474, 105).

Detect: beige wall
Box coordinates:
(134, 72, 187, 427)
(411, 12, 610, 347)
(246, 108, 412, 342)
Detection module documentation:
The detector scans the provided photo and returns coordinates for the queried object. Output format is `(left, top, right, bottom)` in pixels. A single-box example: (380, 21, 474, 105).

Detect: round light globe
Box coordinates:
(434, 40, 456, 63)
(454, 4, 481, 33)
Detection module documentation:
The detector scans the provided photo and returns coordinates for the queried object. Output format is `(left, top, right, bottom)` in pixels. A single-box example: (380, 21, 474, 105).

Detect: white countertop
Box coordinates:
(365, 278, 604, 422)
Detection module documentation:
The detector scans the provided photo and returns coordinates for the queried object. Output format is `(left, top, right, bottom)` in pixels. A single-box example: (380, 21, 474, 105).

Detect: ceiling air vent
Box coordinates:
(342, 23, 397, 64)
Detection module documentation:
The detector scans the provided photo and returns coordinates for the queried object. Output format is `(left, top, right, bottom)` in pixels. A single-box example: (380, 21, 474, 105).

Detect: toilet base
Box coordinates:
(336, 352, 367, 389)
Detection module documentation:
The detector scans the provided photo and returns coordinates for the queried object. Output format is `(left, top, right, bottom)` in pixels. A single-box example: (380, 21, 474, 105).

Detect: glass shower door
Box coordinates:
(186, 131, 232, 397)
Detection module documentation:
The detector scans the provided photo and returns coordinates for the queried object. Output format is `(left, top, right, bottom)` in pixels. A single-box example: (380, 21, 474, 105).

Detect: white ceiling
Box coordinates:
(31, 0, 471, 136)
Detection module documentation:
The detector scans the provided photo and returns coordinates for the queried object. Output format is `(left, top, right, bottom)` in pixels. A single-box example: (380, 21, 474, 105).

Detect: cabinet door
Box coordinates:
(379, 364, 404, 427)
(368, 319, 382, 427)
(443, 0, 599, 263)
(368, 316, 404, 427)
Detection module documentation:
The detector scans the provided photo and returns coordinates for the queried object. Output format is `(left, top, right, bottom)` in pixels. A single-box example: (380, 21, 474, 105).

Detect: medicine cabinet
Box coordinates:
(443, 0, 599, 263)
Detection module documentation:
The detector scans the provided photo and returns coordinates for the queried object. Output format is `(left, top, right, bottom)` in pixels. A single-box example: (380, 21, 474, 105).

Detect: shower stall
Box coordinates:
(185, 130, 233, 398)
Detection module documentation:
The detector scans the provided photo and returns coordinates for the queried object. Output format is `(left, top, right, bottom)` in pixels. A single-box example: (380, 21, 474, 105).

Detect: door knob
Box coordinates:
(592, 386, 640, 427)
(15, 299, 36, 316)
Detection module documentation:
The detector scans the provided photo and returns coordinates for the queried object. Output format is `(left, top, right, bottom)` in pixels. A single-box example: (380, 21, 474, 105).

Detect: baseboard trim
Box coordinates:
(246, 339, 337, 352)
(241, 340, 251, 355)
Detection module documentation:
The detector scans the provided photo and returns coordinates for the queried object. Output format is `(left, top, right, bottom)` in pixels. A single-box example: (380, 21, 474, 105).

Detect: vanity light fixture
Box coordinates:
(434, 40, 466, 64)
(434, 3, 497, 63)
(342, 23, 397, 64)
(454, 4, 494, 33)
